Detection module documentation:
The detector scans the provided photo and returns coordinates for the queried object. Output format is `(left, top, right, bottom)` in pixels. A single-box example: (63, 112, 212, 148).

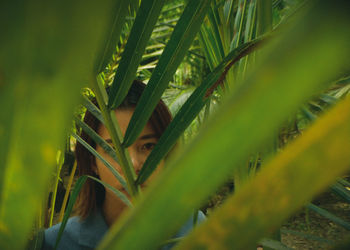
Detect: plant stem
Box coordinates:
(49, 151, 64, 227)
(91, 74, 138, 198)
(58, 160, 77, 222)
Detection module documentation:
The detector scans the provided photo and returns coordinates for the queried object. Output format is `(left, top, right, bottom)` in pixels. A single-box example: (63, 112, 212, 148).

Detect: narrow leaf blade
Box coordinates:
(307, 203, 350, 231)
(72, 133, 127, 191)
(123, 0, 212, 147)
(108, 0, 166, 108)
(97, 2, 350, 248)
(137, 38, 264, 184)
(178, 97, 350, 249)
(54, 174, 132, 249)
(74, 117, 119, 165)
(94, 0, 130, 73)
(0, 0, 116, 247)
(88, 175, 132, 207)
(54, 176, 88, 249)
(82, 96, 105, 125)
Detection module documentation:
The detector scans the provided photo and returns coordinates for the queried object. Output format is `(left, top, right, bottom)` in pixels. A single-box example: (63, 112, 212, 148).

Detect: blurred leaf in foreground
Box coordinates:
(0, 0, 117, 248)
(98, 1, 350, 249)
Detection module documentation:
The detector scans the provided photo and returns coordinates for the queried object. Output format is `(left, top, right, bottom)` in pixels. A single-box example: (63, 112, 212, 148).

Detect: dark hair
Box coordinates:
(75, 80, 172, 219)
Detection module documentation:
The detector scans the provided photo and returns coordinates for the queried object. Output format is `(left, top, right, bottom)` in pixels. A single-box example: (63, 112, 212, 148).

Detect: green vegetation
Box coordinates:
(1, 0, 350, 249)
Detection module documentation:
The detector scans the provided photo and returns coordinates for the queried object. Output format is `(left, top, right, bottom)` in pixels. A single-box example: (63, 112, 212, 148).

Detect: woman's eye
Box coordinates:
(141, 142, 156, 151)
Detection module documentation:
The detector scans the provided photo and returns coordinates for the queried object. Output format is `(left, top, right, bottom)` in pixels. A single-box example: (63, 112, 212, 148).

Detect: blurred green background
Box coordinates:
(1, 0, 350, 249)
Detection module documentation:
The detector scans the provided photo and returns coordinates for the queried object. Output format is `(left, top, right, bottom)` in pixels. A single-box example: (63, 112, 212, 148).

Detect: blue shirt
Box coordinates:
(43, 210, 205, 249)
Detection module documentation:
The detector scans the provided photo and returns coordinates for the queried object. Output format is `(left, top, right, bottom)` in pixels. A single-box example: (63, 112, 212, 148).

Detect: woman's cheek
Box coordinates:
(144, 160, 164, 185)
(96, 157, 125, 191)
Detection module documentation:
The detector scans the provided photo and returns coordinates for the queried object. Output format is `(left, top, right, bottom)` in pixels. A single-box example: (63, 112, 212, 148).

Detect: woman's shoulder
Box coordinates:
(176, 210, 206, 237)
(43, 210, 108, 250)
(161, 210, 206, 250)
(41, 210, 205, 250)
(43, 216, 82, 250)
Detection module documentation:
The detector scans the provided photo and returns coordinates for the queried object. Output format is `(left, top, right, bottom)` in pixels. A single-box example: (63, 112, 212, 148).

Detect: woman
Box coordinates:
(43, 80, 205, 249)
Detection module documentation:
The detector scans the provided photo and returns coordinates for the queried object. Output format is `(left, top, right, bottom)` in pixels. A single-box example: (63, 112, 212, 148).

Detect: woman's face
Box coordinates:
(95, 108, 162, 195)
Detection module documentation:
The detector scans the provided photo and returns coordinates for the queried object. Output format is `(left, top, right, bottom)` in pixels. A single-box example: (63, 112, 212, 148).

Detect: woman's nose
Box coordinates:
(129, 150, 144, 174)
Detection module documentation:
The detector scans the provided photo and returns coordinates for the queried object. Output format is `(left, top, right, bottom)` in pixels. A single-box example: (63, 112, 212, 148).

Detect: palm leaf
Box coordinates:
(257, 0, 272, 35)
(281, 229, 334, 245)
(108, 0, 166, 108)
(0, 0, 117, 248)
(82, 96, 105, 124)
(74, 117, 119, 164)
(54, 175, 131, 249)
(178, 97, 350, 249)
(90, 75, 139, 196)
(122, 0, 212, 147)
(307, 203, 350, 231)
(331, 181, 350, 204)
(94, 0, 130, 74)
(98, 1, 350, 248)
(259, 238, 292, 250)
(137, 38, 264, 184)
(97, 1, 350, 249)
(0, 83, 15, 206)
(72, 133, 127, 191)
(54, 175, 88, 249)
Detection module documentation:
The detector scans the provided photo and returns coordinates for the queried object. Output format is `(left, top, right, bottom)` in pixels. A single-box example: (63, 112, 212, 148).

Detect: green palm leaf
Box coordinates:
(98, 1, 350, 248)
(122, 0, 212, 147)
(137, 38, 264, 185)
(54, 175, 131, 249)
(108, 0, 166, 108)
(74, 117, 119, 164)
(72, 133, 127, 190)
(94, 0, 130, 74)
(178, 97, 350, 249)
(307, 203, 350, 231)
(82, 96, 105, 124)
(0, 0, 117, 248)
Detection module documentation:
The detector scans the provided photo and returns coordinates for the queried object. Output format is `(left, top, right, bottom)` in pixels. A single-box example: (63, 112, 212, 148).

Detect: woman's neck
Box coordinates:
(102, 192, 127, 227)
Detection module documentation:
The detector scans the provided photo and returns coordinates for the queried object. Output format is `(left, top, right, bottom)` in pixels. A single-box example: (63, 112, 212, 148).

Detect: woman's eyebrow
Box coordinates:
(139, 134, 158, 140)
(105, 135, 157, 143)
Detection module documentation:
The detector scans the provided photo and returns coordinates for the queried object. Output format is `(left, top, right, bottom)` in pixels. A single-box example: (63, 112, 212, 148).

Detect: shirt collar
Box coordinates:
(78, 209, 108, 248)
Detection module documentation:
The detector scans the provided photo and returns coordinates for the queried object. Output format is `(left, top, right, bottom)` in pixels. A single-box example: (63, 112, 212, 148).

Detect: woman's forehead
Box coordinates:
(97, 108, 156, 140)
